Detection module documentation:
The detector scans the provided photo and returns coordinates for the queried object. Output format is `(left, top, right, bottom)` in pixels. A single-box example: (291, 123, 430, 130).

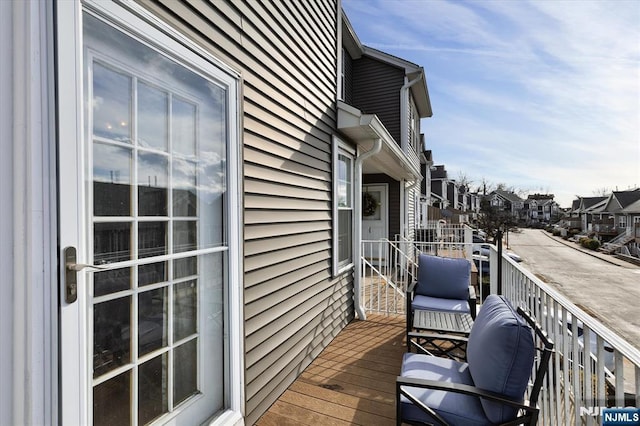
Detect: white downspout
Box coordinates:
(354, 138, 382, 320)
(400, 71, 424, 152)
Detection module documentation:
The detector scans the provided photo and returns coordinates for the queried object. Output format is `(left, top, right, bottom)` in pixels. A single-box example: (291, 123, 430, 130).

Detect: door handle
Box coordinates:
(63, 246, 109, 303)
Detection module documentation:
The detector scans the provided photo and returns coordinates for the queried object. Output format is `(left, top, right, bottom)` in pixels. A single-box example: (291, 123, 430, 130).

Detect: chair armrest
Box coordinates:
(407, 280, 418, 295)
(396, 376, 538, 420)
(468, 285, 477, 319)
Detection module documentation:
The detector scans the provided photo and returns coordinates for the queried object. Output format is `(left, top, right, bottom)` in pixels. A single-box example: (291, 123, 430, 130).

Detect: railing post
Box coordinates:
(496, 230, 503, 295)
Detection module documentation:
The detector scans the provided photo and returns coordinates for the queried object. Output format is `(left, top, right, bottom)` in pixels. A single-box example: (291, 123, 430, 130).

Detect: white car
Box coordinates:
(473, 244, 522, 263)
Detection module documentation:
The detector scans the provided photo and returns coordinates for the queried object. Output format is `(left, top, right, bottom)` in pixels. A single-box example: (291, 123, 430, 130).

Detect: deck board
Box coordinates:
(255, 314, 406, 426)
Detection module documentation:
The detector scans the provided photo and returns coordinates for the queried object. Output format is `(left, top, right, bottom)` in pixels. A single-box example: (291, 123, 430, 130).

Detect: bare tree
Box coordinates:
(592, 187, 610, 196)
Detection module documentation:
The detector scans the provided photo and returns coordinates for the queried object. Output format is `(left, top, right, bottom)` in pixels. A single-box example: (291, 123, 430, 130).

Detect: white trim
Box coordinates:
(2, 1, 57, 425)
(332, 136, 356, 277)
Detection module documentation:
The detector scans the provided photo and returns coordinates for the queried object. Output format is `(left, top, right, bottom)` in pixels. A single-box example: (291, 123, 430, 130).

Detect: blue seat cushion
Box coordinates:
(416, 255, 471, 301)
(411, 294, 470, 315)
(466, 295, 535, 424)
(399, 353, 490, 426)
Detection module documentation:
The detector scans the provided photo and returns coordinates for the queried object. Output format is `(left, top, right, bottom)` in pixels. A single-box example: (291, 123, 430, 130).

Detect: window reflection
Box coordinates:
(138, 82, 168, 151)
(173, 221, 196, 253)
(139, 262, 166, 286)
(174, 280, 197, 341)
(94, 267, 131, 296)
(93, 143, 132, 216)
(172, 98, 196, 156)
(138, 287, 167, 356)
(138, 354, 168, 425)
(139, 222, 167, 258)
(94, 222, 131, 264)
(93, 371, 131, 426)
(94, 297, 131, 377)
(173, 339, 198, 405)
(173, 158, 197, 217)
(93, 62, 132, 143)
(138, 152, 168, 216)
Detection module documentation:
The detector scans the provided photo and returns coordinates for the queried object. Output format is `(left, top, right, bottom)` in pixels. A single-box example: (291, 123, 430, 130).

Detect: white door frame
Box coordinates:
(56, 2, 244, 424)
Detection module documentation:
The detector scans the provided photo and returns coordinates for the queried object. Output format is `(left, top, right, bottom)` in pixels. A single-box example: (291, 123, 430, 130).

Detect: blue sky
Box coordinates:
(342, 0, 640, 207)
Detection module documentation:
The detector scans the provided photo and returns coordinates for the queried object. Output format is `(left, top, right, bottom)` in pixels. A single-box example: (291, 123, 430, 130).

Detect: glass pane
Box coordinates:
(338, 210, 352, 264)
(174, 257, 197, 280)
(93, 143, 132, 216)
(94, 267, 131, 297)
(94, 222, 131, 264)
(172, 98, 196, 156)
(138, 152, 168, 216)
(138, 354, 168, 425)
(93, 371, 131, 426)
(173, 158, 197, 217)
(174, 280, 197, 341)
(139, 262, 166, 286)
(338, 154, 351, 207)
(173, 221, 196, 253)
(174, 339, 198, 405)
(138, 287, 167, 356)
(93, 62, 132, 143)
(139, 222, 167, 259)
(199, 151, 225, 249)
(138, 82, 168, 151)
(94, 297, 131, 377)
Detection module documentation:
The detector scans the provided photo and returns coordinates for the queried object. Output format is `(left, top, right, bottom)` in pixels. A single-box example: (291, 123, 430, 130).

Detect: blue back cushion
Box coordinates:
(416, 254, 470, 300)
(466, 295, 535, 424)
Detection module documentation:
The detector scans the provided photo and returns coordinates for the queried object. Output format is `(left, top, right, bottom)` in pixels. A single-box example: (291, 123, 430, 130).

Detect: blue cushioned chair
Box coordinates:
(396, 295, 554, 426)
(406, 254, 476, 345)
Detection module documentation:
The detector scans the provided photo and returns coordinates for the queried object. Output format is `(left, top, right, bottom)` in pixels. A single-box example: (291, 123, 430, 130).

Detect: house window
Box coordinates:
(333, 137, 355, 275)
(619, 216, 628, 229)
(408, 97, 419, 154)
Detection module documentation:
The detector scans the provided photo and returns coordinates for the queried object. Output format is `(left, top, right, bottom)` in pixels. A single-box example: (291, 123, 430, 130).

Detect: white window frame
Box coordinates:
(57, 1, 244, 424)
(333, 136, 355, 276)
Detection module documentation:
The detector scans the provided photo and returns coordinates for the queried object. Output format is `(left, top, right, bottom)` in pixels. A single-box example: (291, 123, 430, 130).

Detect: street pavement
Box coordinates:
(507, 228, 640, 351)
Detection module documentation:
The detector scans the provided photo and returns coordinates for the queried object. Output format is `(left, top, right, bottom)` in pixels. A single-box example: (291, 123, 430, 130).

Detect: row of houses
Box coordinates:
(488, 190, 560, 226)
(565, 189, 640, 257)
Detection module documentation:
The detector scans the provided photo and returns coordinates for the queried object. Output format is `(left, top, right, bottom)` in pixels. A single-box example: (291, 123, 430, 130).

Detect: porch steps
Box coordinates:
(600, 229, 634, 254)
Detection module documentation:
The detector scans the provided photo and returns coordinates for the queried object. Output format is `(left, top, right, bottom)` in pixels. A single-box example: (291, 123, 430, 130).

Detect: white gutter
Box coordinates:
(353, 138, 382, 320)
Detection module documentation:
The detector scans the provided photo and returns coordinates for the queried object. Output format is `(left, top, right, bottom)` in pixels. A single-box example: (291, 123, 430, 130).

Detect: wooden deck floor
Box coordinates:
(256, 314, 407, 426)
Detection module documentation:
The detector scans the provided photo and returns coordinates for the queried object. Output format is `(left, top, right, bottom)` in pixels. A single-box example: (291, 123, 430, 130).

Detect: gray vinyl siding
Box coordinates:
(364, 174, 400, 239)
(133, 1, 352, 424)
(343, 48, 354, 104)
(352, 56, 404, 144)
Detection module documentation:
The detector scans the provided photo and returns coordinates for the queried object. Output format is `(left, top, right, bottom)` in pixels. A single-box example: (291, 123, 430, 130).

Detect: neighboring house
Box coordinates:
(1, 2, 436, 425)
(488, 189, 525, 220)
(430, 165, 449, 209)
(574, 196, 608, 232)
(600, 189, 640, 232)
(524, 193, 559, 225)
(340, 16, 432, 247)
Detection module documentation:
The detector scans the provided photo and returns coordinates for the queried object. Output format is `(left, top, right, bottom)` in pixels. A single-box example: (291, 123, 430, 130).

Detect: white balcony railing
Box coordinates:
(360, 230, 640, 425)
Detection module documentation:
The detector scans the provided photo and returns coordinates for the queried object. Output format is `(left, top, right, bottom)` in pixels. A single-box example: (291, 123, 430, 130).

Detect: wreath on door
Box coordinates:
(362, 192, 378, 217)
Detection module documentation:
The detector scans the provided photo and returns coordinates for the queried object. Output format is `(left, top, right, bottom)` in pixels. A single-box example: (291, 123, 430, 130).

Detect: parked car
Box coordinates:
(473, 243, 522, 263)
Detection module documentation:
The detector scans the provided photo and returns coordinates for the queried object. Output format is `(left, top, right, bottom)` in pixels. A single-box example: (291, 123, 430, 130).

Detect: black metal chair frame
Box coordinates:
(397, 306, 554, 426)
